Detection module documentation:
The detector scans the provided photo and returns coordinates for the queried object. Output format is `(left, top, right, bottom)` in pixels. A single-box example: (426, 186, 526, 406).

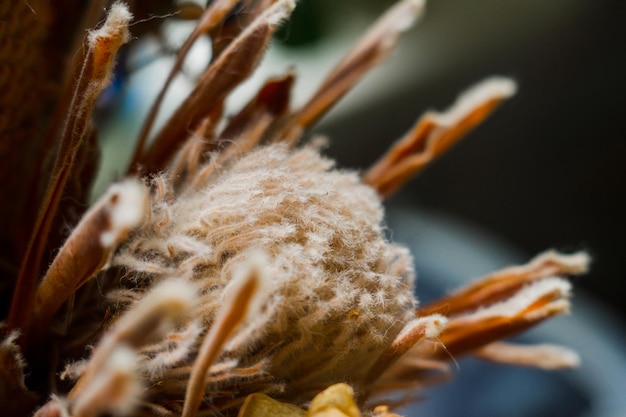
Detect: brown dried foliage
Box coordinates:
(0, 1, 587, 416)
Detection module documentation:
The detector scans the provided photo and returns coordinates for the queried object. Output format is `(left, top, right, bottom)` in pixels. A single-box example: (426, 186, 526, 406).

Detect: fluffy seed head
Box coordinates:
(111, 143, 417, 409)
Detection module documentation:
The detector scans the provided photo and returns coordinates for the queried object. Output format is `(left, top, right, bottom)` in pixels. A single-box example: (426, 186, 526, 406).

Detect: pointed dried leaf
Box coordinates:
(276, 0, 425, 142)
(474, 342, 580, 369)
(419, 250, 589, 317)
(364, 77, 517, 196)
(140, 0, 295, 173)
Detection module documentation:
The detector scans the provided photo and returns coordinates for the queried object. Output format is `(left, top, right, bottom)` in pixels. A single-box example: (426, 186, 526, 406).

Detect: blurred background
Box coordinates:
(99, 0, 625, 415)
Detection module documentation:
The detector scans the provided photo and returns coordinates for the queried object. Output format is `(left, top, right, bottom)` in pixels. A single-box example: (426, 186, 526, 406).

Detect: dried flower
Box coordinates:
(0, 1, 589, 416)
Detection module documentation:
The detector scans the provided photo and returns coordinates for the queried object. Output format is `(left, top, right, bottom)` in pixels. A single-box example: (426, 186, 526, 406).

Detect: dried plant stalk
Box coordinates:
(0, 331, 38, 415)
(169, 122, 211, 189)
(209, 0, 278, 60)
(207, 72, 295, 170)
(71, 346, 142, 417)
(7, 2, 132, 339)
(69, 279, 197, 402)
(219, 72, 295, 143)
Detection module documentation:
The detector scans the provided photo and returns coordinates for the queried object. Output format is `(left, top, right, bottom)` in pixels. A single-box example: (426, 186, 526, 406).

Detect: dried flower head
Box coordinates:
(0, 1, 589, 416)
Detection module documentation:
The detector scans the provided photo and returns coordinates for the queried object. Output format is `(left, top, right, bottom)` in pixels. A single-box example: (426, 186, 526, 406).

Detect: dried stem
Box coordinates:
(22, 0, 108, 255)
(7, 2, 132, 342)
(371, 357, 451, 395)
(364, 77, 517, 197)
(39, 0, 108, 158)
(168, 103, 225, 190)
(0, 332, 38, 415)
(216, 113, 275, 166)
(207, 72, 295, 170)
(169, 119, 213, 190)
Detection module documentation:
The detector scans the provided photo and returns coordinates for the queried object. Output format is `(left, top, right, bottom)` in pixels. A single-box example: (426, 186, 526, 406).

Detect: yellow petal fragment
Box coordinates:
(238, 393, 306, 417)
(308, 383, 361, 417)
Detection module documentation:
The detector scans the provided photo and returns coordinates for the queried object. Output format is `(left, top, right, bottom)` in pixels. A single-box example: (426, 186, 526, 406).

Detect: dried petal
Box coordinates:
(71, 345, 142, 417)
(364, 77, 517, 196)
(419, 250, 589, 317)
(31, 179, 148, 340)
(182, 253, 265, 417)
(428, 278, 572, 359)
(140, 0, 295, 172)
(275, 0, 425, 143)
(131, 0, 241, 167)
(474, 342, 580, 370)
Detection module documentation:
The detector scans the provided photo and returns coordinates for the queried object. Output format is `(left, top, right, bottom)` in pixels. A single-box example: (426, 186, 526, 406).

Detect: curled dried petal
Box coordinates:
(364, 77, 517, 196)
(31, 179, 148, 340)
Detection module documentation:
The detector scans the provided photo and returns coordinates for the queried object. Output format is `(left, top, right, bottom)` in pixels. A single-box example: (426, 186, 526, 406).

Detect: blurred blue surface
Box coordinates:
(386, 206, 626, 417)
